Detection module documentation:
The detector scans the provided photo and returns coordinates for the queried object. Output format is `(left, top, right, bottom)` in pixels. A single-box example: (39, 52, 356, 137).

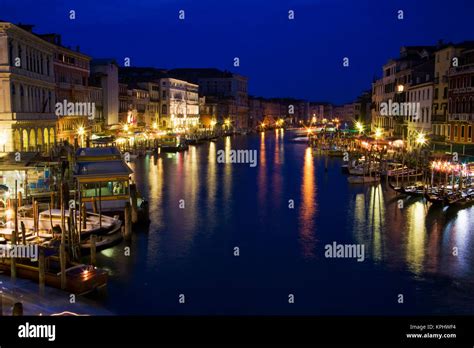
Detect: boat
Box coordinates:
(445, 188, 474, 207)
(348, 176, 380, 184)
(81, 230, 123, 252)
(159, 135, 188, 152)
(348, 164, 379, 176)
(289, 136, 309, 143)
(0, 209, 122, 244)
(388, 182, 425, 197)
(388, 181, 405, 194)
(402, 185, 426, 197)
(0, 258, 108, 294)
(424, 189, 450, 205)
(38, 209, 122, 238)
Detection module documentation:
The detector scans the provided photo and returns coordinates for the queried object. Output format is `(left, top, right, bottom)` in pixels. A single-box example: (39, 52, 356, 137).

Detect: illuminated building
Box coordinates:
(448, 47, 474, 145)
(39, 33, 93, 145)
(0, 21, 57, 152)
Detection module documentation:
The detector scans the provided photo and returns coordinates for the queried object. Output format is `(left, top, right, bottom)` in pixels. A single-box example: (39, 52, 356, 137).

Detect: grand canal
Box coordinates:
(96, 130, 474, 315)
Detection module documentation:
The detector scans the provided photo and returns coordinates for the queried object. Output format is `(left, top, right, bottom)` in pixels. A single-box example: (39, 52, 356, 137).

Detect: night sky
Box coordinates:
(1, 0, 473, 104)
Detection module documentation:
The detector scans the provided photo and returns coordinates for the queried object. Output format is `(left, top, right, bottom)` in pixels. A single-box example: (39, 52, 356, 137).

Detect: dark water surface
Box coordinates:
(97, 130, 474, 315)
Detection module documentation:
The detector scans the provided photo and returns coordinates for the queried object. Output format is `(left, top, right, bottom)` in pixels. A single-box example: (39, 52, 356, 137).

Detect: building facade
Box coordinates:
(448, 48, 474, 145)
(159, 78, 199, 130)
(407, 81, 433, 150)
(39, 34, 93, 145)
(90, 59, 119, 126)
(168, 69, 249, 130)
(0, 21, 57, 152)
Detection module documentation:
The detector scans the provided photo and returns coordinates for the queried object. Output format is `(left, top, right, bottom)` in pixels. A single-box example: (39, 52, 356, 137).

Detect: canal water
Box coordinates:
(96, 130, 474, 315)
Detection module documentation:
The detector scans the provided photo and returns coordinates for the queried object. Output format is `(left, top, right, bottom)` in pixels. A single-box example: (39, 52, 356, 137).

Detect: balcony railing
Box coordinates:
(449, 113, 474, 122)
(432, 114, 446, 122)
(449, 64, 474, 76)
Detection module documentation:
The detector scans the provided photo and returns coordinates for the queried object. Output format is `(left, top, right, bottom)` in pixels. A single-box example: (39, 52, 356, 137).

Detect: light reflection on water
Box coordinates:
(298, 147, 317, 259)
(97, 131, 474, 315)
(350, 182, 474, 280)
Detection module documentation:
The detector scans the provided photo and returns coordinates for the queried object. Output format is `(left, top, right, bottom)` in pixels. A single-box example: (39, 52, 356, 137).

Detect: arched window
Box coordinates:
(44, 128, 49, 146)
(49, 127, 55, 145)
(37, 128, 43, 146)
(22, 129, 28, 150)
(13, 130, 21, 151)
(29, 129, 36, 150)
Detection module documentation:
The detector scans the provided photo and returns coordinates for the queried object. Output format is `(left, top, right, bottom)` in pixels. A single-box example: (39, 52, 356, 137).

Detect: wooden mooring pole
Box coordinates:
(38, 248, 45, 294)
(130, 183, 138, 224)
(90, 234, 97, 266)
(11, 180, 18, 281)
(124, 202, 132, 241)
(60, 184, 67, 290)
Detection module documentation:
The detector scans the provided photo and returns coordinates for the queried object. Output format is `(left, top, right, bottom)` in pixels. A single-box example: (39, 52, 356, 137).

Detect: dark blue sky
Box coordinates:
(1, 0, 473, 104)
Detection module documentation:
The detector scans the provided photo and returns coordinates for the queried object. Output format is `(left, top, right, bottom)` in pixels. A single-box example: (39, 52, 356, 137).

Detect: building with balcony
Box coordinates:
(137, 81, 160, 128)
(447, 48, 474, 144)
(406, 80, 434, 150)
(168, 68, 249, 130)
(159, 78, 199, 131)
(38, 33, 93, 145)
(372, 46, 435, 139)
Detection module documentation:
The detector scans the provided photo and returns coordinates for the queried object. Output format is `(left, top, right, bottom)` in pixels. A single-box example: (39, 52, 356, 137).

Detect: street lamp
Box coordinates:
(224, 119, 231, 131)
(375, 127, 382, 140)
(77, 126, 85, 147)
(416, 132, 427, 146)
(355, 121, 364, 135)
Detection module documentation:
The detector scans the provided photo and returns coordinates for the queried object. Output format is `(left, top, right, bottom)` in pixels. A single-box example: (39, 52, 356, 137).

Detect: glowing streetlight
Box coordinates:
(355, 121, 364, 134)
(77, 126, 85, 147)
(375, 128, 382, 139)
(123, 124, 129, 132)
(152, 122, 158, 130)
(210, 120, 217, 128)
(416, 132, 427, 146)
(224, 119, 231, 127)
